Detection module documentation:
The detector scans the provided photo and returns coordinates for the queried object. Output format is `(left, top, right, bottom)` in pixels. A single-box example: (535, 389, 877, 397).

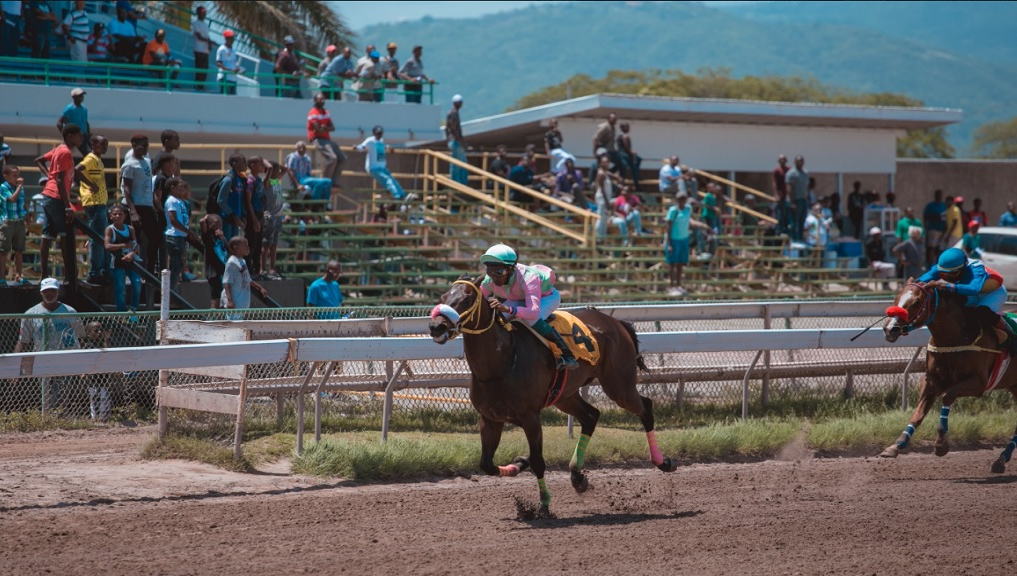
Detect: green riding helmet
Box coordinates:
(481, 244, 517, 266)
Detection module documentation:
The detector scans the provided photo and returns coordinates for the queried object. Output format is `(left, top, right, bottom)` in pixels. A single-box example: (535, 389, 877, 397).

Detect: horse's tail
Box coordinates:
(620, 319, 648, 371)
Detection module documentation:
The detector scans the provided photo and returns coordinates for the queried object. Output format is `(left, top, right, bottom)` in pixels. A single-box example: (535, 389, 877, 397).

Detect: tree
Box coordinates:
(152, 1, 354, 63)
(971, 117, 1017, 159)
(511, 68, 954, 158)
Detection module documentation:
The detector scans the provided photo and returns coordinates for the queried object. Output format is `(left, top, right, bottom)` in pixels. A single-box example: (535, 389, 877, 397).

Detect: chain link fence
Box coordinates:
(1, 300, 925, 433)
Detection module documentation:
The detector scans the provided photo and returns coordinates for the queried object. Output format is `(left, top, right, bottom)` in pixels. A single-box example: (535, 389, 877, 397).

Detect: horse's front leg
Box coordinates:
(478, 416, 508, 476)
(934, 398, 955, 457)
(519, 414, 549, 512)
(554, 393, 601, 493)
(881, 375, 938, 458)
(933, 375, 982, 457)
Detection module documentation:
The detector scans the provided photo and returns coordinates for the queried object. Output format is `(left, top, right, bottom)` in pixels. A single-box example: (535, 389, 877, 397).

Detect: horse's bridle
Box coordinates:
(887, 281, 939, 336)
(431, 280, 497, 338)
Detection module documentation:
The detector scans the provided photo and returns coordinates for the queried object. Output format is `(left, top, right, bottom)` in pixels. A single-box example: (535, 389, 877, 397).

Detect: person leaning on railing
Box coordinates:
(319, 46, 355, 100)
(398, 45, 434, 104)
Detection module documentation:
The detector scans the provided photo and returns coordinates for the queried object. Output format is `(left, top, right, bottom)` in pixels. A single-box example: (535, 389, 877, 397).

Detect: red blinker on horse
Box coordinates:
(428, 276, 679, 516)
(881, 279, 1017, 473)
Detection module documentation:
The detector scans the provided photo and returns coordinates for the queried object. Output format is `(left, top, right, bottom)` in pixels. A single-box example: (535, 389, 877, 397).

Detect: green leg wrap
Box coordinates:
(537, 477, 551, 507)
(570, 433, 591, 470)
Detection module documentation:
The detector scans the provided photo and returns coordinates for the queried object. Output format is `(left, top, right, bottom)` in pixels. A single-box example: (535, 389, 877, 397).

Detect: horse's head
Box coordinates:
(428, 275, 486, 344)
(884, 279, 937, 342)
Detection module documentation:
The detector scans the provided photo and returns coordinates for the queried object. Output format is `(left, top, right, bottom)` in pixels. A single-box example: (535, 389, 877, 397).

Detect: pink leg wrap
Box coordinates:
(646, 430, 664, 466)
(498, 464, 520, 477)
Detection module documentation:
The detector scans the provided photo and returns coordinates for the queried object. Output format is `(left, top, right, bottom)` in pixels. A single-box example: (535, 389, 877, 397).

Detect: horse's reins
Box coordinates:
(430, 280, 497, 339)
(888, 281, 939, 336)
(882, 282, 1000, 354)
(851, 282, 938, 341)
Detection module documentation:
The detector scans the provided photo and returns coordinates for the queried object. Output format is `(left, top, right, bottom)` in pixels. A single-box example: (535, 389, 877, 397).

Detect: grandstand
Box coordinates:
(0, 2, 968, 313)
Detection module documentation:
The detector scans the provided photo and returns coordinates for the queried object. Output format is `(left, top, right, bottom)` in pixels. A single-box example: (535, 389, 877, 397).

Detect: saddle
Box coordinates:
(510, 311, 601, 367)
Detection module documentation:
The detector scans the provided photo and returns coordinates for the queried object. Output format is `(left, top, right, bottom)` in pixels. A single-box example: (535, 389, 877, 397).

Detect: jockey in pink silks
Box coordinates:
(478, 243, 578, 370)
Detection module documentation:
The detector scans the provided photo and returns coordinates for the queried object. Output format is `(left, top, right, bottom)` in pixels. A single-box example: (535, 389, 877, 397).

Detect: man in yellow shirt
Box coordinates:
(75, 135, 110, 285)
(943, 195, 963, 247)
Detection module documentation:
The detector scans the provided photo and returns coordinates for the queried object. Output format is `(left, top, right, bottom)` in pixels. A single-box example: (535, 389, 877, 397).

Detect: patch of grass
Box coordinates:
(0, 411, 100, 433)
(808, 410, 1017, 453)
(290, 421, 802, 481)
(141, 432, 253, 473)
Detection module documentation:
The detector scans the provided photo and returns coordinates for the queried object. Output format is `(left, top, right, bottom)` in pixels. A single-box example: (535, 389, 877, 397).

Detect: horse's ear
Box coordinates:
(472, 274, 485, 285)
(906, 276, 914, 284)
(457, 273, 471, 281)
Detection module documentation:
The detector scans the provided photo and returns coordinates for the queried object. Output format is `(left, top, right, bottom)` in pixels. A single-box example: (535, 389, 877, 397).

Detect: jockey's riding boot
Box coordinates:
(998, 317, 1017, 355)
(532, 319, 579, 370)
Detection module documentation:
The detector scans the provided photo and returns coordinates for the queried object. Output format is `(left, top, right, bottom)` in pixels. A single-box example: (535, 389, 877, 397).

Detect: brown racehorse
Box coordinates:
(428, 277, 678, 514)
(881, 280, 1017, 473)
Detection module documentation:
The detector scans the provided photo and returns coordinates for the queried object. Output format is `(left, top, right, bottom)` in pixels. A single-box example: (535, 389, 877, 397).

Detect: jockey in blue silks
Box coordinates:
(920, 247, 1017, 351)
(479, 243, 578, 370)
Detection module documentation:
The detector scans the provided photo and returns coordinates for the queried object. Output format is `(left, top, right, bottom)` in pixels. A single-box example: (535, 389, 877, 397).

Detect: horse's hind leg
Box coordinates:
(599, 372, 677, 472)
(554, 393, 601, 493)
(637, 396, 678, 472)
(991, 392, 1017, 473)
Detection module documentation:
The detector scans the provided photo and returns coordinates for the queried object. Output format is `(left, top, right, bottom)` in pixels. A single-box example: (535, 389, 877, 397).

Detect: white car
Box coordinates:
(952, 226, 1017, 287)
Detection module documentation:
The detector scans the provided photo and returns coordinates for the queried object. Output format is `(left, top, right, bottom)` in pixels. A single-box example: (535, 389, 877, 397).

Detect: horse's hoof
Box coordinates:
(879, 446, 899, 459)
(657, 457, 679, 472)
(536, 505, 554, 519)
(991, 457, 1006, 474)
(934, 444, 950, 457)
(513, 456, 531, 473)
(570, 470, 590, 493)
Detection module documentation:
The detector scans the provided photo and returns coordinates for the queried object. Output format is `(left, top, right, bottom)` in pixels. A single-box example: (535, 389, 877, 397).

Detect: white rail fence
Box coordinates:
(1, 298, 927, 458)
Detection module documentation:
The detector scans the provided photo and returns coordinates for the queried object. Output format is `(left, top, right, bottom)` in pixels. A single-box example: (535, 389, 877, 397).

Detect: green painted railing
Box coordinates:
(0, 56, 435, 102)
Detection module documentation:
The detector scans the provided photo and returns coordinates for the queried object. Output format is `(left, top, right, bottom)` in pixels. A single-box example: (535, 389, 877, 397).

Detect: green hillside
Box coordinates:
(721, 1, 1017, 66)
(359, 1, 1017, 154)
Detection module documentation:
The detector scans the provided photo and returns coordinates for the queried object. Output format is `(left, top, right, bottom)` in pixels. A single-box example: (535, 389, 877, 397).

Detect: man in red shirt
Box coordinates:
(307, 92, 345, 211)
(33, 125, 84, 280)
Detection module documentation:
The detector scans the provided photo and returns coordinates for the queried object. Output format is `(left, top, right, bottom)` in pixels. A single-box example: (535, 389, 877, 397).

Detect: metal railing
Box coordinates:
(0, 56, 435, 103)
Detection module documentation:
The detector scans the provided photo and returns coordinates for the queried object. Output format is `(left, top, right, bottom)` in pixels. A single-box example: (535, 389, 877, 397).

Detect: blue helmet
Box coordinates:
(480, 244, 517, 266)
(937, 247, 967, 273)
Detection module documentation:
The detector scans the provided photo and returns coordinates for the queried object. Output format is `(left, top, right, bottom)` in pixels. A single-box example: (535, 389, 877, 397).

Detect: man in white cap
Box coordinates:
(14, 278, 85, 413)
(865, 226, 895, 290)
(446, 94, 468, 185)
(56, 88, 90, 155)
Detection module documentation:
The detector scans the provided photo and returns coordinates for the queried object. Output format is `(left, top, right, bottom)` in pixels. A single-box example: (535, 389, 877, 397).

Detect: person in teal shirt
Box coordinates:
(57, 88, 91, 155)
(307, 260, 344, 319)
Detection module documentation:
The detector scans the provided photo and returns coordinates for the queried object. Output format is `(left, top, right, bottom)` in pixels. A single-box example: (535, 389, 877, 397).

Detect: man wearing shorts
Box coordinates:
(33, 125, 84, 280)
(664, 192, 711, 297)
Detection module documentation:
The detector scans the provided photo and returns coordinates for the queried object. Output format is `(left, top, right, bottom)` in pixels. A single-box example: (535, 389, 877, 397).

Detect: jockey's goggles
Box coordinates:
(485, 264, 512, 276)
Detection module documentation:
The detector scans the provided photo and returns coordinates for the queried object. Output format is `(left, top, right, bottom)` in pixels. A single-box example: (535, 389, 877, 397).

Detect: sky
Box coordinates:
(330, 1, 761, 32)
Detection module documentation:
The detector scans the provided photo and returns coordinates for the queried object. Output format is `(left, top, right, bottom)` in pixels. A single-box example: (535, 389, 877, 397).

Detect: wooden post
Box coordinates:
(158, 270, 171, 441)
(233, 365, 247, 461)
(296, 361, 319, 454)
(676, 375, 685, 409)
(313, 361, 336, 444)
(762, 304, 771, 406)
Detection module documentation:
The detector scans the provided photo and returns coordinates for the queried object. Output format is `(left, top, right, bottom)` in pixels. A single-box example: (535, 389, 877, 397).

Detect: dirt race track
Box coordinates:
(2, 427, 1016, 576)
